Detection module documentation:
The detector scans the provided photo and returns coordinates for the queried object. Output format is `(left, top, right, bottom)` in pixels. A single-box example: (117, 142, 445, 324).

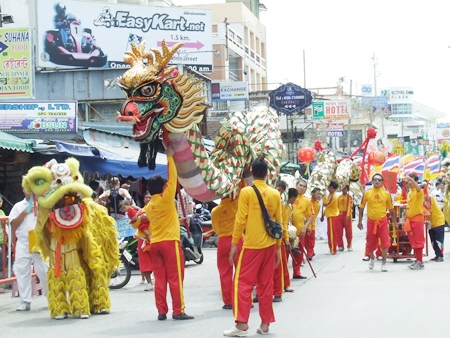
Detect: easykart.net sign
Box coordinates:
(35, 0, 212, 71)
(0, 27, 34, 99)
(0, 101, 77, 133)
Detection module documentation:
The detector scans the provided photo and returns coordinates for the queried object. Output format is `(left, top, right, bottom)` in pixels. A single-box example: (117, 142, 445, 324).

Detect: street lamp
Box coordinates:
(0, 6, 15, 27)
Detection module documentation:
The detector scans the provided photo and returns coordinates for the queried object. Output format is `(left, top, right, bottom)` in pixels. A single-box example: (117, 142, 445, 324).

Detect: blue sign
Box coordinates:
(269, 82, 313, 115)
(362, 96, 388, 108)
(116, 217, 136, 238)
(0, 41, 8, 53)
(361, 85, 372, 94)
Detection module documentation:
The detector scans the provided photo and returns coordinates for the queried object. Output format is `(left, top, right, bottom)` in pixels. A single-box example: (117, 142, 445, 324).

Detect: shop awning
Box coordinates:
(0, 131, 35, 152)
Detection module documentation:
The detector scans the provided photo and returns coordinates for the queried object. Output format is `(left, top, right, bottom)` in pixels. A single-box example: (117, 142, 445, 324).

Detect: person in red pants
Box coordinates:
(291, 179, 314, 279)
(321, 182, 341, 254)
(306, 188, 322, 260)
(223, 158, 282, 337)
(272, 185, 297, 301)
(144, 150, 194, 321)
(404, 174, 425, 270)
(338, 185, 353, 251)
(211, 196, 242, 309)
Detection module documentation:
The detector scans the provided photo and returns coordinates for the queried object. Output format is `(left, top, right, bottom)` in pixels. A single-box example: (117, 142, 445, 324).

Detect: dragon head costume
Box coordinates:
(116, 41, 286, 201)
(23, 158, 118, 319)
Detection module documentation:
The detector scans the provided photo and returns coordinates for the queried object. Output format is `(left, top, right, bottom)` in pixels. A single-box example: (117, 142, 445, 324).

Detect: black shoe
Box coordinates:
(173, 313, 194, 320)
(293, 275, 307, 279)
(307, 256, 313, 261)
(436, 257, 444, 262)
(273, 296, 282, 302)
(158, 314, 167, 320)
(430, 257, 437, 261)
(253, 296, 258, 303)
(222, 304, 232, 310)
(291, 249, 302, 254)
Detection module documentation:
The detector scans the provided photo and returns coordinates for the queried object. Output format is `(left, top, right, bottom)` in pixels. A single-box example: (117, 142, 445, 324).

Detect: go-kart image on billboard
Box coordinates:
(36, 1, 212, 70)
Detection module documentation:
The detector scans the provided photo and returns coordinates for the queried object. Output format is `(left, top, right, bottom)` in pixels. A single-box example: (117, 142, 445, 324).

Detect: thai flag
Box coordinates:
(381, 155, 400, 172)
(425, 155, 440, 175)
(404, 157, 424, 176)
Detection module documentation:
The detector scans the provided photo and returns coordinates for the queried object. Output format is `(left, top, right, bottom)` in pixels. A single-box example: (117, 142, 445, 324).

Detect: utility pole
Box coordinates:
(372, 53, 385, 138)
(347, 80, 352, 156)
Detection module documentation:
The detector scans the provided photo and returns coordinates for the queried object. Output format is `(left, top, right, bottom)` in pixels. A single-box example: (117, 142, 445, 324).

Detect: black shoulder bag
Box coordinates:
(252, 185, 283, 239)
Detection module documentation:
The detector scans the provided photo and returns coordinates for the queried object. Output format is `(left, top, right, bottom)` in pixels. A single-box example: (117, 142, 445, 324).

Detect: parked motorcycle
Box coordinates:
(201, 219, 218, 248)
(181, 207, 207, 264)
(110, 238, 132, 289)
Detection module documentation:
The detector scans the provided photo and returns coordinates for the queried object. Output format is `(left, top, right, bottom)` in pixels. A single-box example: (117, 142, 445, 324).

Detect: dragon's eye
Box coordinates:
(140, 85, 156, 97)
(35, 178, 46, 186)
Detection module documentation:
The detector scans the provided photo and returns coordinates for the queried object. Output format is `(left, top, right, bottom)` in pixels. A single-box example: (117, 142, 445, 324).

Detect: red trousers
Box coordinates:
(273, 243, 290, 296)
(150, 240, 185, 316)
(339, 212, 353, 249)
(408, 220, 425, 250)
(233, 245, 277, 324)
(217, 236, 243, 306)
(305, 230, 316, 259)
(292, 236, 305, 277)
(137, 237, 153, 272)
(327, 216, 341, 254)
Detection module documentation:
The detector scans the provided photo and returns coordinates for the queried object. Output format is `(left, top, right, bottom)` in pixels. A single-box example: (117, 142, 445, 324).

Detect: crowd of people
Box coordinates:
(1, 155, 447, 336)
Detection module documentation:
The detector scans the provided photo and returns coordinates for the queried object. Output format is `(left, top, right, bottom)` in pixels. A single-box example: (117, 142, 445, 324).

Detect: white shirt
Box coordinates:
(431, 188, 444, 210)
(9, 198, 38, 245)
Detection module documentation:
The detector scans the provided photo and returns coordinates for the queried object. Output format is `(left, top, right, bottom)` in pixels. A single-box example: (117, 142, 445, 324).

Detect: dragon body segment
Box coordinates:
(116, 41, 285, 200)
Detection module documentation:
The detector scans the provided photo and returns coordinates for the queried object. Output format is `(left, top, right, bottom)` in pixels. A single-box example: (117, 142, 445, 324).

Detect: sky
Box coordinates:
(175, 0, 450, 121)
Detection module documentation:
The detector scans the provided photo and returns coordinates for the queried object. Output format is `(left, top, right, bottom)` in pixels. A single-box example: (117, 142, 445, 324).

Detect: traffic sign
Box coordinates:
(269, 82, 313, 115)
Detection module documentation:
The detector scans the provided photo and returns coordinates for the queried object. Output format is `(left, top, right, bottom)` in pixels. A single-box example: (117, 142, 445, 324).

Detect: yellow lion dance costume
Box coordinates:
(22, 158, 119, 319)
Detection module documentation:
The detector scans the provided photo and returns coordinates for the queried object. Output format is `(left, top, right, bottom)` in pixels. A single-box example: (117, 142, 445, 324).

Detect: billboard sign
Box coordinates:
(269, 82, 313, 115)
(211, 81, 248, 101)
(36, 0, 212, 71)
(327, 122, 345, 137)
(380, 87, 414, 104)
(312, 100, 351, 120)
(0, 101, 77, 133)
(361, 84, 372, 96)
(0, 27, 34, 99)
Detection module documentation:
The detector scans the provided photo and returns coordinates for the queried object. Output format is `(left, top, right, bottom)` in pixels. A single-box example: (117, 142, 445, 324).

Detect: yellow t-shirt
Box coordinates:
(292, 195, 313, 234)
(232, 180, 282, 248)
(144, 156, 180, 244)
(359, 188, 393, 221)
(282, 203, 291, 242)
(430, 196, 445, 228)
(323, 193, 339, 217)
(211, 198, 239, 237)
(338, 194, 353, 215)
(407, 188, 424, 218)
(309, 199, 321, 230)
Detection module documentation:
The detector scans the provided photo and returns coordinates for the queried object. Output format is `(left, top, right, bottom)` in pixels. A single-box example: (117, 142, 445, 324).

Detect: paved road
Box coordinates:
(1, 224, 449, 338)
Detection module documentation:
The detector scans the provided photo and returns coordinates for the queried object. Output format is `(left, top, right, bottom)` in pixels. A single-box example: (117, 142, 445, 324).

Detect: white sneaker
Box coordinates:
(347, 248, 353, 252)
(16, 302, 30, 311)
(145, 284, 154, 291)
(223, 326, 248, 337)
(381, 264, 388, 272)
(369, 259, 375, 269)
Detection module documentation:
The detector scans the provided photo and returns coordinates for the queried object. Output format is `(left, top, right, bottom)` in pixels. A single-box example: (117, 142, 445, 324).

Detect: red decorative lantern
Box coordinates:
(298, 147, 316, 163)
(367, 151, 385, 166)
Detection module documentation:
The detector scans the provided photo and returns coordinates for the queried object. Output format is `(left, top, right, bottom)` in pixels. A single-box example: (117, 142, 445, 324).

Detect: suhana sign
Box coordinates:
(0, 27, 34, 99)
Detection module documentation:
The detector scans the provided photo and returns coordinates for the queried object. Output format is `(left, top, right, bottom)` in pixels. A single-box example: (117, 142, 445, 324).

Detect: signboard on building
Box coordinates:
(436, 123, 450, 144)
(211, 81, 248, 101)
(36, 0, 212, 71)
(0, 27, 34, 99)
(312, 100, 351, 120)
(269, 82, 313, 115)
(380, 87, 414, 104)
(0, 101, 77, 133)
(361, 84, 372, 96)
(316, 122, 344, 137)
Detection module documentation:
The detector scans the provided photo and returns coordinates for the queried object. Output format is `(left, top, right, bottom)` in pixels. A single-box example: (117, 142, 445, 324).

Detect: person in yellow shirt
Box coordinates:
(306, 187, 322, 260)
(224, 158, 282, 337)
(291, 179, 314, 279)
(144, 152, 193, 321)
(358, 174, 397, 272)
(404, 174, 425, 270)
(338, 185, 353, 251)
(321, 181, 341, 254)
(211, 196, 242, 310)
(427, 195, 445, 262)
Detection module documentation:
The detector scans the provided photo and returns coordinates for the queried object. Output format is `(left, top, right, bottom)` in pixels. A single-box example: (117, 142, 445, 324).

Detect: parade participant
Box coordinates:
(211, 196, 241, 309)
(306, 188, 322, 260)
(404, 174, 425, 270)
(357, 174, 397, 272)
(144, 148, 194, 320)
(427, 195, 445, 262)
(291, 179, 314, 279)
(338, 185, 353, 251)
(121, 192, 153, 291)
(224, 158, 282, 336)
(273, 183, 295, 301)
(321, 181, 341, 254)
(10, 189, 48, 311)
